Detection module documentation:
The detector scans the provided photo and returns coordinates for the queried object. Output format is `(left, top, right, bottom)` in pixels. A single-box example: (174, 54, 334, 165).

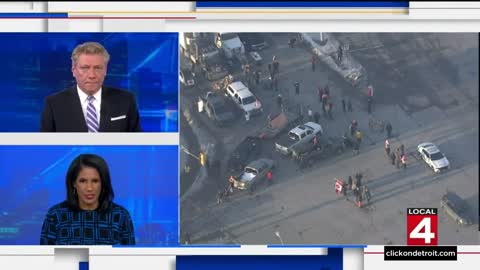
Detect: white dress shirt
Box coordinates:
(77, 86, 102, 126)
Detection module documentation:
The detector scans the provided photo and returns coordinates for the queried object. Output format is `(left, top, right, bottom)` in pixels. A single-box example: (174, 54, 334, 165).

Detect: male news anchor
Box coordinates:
(40, 42, 142, 132)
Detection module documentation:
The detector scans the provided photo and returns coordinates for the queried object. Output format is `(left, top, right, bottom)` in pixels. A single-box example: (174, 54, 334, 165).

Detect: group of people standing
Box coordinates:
(336, 172, 371, 208)
(385, 139, 407, 169)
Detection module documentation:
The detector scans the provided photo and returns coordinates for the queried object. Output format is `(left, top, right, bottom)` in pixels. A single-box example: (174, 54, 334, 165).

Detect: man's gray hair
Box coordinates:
(71, 42, 110, 66)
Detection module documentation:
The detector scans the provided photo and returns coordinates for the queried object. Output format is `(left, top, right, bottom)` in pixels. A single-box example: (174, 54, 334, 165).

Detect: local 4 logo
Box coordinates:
(407, 208, 438, 245)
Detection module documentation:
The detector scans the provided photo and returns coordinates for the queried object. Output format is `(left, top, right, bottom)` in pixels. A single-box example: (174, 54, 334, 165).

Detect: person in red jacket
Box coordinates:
(266, 170, 273, 185)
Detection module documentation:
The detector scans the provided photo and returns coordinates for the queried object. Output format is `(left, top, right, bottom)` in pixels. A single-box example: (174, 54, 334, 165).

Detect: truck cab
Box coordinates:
(229, 158, 275, 191)
(275, 122, 323, 156)
(215, 32, 245, 60)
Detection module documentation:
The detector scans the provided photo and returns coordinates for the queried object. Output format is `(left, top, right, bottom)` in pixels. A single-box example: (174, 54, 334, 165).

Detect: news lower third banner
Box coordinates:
(384, 246, 457, 261)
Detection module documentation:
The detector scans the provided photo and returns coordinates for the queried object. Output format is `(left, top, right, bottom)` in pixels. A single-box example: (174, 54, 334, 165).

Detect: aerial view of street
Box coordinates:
(179, 33, 479, 245)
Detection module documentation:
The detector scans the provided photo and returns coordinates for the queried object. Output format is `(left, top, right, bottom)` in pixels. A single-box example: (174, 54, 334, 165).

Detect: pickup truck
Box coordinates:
(294, 136, 346, 169)
(229, 158, 275, 192)
(440, 191, 472, 226)
(256, 111, 303, 140)
(275, 122, 323, 156)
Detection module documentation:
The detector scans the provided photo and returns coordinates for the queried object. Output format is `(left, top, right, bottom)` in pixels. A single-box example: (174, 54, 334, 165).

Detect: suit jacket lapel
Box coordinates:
(67, 87, 88, 132)
(99, 87, 110, 132)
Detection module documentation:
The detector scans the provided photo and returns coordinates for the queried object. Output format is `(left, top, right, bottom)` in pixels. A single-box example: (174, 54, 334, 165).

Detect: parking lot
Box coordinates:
(180, 33, 479, 245)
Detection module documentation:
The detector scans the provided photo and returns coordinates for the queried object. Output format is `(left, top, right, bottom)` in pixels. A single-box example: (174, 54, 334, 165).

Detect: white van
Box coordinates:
(215, 32, 245, 60)
(225, 81, 262, 118)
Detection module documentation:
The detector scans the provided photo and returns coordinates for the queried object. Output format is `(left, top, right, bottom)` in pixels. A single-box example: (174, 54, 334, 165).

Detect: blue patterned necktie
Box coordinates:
(86, 96, 99, 132)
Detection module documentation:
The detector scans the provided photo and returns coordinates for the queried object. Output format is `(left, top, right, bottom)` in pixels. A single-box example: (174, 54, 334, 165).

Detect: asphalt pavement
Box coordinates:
(179, 33, 479, 245)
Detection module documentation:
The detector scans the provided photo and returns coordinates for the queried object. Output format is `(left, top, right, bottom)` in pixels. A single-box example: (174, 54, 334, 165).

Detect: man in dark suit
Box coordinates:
(40, 42, 142, 132)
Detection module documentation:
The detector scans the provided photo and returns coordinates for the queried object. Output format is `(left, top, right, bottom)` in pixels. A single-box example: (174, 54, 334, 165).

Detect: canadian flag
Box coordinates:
(335, 178, 343, 194)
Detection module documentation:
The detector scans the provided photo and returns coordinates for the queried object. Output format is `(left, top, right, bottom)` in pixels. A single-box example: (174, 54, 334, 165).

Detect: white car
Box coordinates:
(417, 142, 450, 173)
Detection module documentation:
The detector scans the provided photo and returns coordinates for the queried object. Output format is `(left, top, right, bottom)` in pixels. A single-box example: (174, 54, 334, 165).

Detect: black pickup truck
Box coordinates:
(295, 136, 346, 169)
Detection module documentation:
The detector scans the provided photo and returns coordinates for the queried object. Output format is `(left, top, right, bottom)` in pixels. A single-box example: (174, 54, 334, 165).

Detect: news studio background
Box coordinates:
(0, 1, 479, 270)
(0, 145, 179, 246)
(0, 33, 178, 132)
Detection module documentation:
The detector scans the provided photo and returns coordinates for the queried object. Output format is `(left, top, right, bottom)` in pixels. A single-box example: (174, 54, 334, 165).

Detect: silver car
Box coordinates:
(230, 158, 275, 192)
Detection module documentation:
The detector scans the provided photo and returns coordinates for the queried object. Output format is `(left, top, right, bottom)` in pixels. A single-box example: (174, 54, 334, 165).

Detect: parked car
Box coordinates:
(179, 68, 195, 87)
(238, 33, 268, 51)
(229, 158, 275, 192)
(417, 142, 450, 173)
(440, 191, 472, 226)
(203, 92, 235, 126)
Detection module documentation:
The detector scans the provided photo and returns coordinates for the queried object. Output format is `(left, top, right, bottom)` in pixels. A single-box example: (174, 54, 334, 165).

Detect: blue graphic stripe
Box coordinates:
(177, 250, 343, 270)
(79, 262, 88, 270)
(0, 13, 68, 18)
(268, 244, 367, 248)
(196, 2, 409, 8)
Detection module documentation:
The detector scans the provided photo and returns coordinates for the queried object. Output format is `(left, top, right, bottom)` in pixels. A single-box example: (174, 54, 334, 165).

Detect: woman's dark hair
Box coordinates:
(66, 154, 114, 212)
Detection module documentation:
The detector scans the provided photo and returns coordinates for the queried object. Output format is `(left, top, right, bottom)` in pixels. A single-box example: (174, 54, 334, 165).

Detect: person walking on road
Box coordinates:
(386, 122, 392, 138)
(338, 45, 343, 62)
(342, 180, 347, 196)
(288, 36, 296, 48)
(327, 101, 333, 119)
(347, 99, 353, 112)
(347, 176, 353, 195)
(350, 120, 358, 136)
(385, 139, 391, 156)
(367, 85, 374, 114)
(390, 151, 396, 166)
(363, 186, 371, 204)
(314, 111, 320, 124)
(273, 56, 279, 75)
(318, 86, 324, 103)
(401, 153, 407, 169)
(313, 134, 319, 147)
(216, 190, 223, 205)
(355, 130, 363, 145)
(395, 152, 401, 169)
(276, 94, 283, 108)
(342, 98, 346, 113)
(266, 170, 273, 185)
(294, 81, 300, 95)
(355, 172, 363, 188)
(324, 85, 330, 96)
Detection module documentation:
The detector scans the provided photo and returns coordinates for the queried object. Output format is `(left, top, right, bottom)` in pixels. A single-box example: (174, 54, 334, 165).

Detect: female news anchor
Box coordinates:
(40, 154, 135, 245)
